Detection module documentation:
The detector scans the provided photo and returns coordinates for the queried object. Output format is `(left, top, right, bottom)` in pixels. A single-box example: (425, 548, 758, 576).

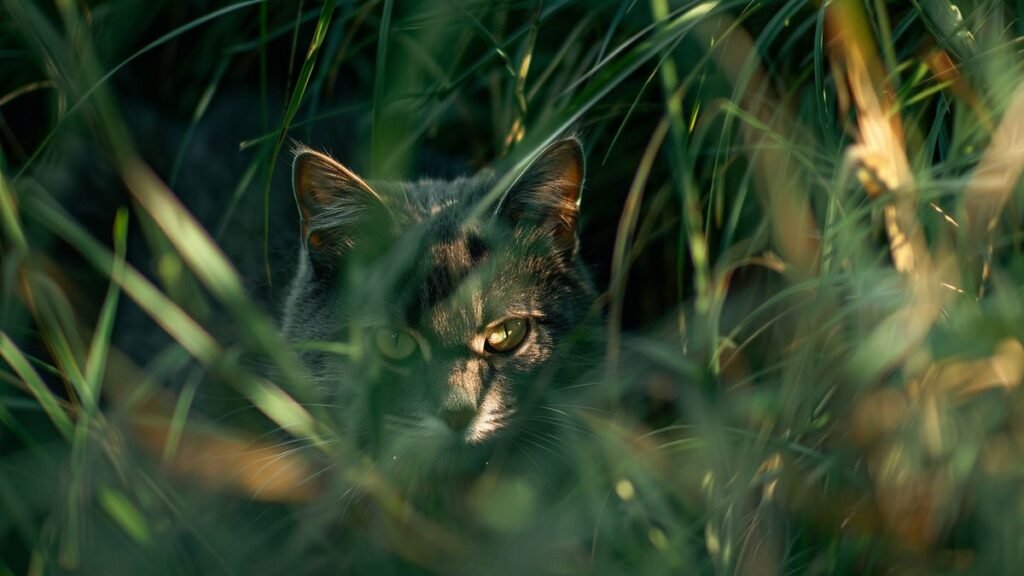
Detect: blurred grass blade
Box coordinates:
(98, 488, 151, 545)
(0, 333, 74, 440)
(20, 272, 92, 410)
(23, 192, 220, 365)
(963, 86, 1024, 233)
(132, 416, 324, 503)
(0, 169, 27, 251)
(161, 369, 201, 463)
(117, 160, 310, 391)
(697, 8, 821, 277)
(962, 83, 1024, 294)
(371, 0, 394, 175)
(650, 0, 711, 313)
(827, 0, 923, 275)
(21, 193, 323, 441)
(83, 209, 129, 414)
(0, 168, 27, 326)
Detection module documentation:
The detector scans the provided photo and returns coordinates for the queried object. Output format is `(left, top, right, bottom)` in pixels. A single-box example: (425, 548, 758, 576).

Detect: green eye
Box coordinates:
(484, 318, 529, 353)
(373, 328, 418, 360)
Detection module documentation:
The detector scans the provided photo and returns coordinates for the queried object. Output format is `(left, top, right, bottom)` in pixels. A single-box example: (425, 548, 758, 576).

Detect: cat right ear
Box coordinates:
(495, 137, 585, 255)
(292, 146, 392, 256)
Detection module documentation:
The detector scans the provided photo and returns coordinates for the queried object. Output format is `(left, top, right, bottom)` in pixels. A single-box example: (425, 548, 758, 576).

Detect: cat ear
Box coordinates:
(292, 146, 391, 255)
(495, 137, 584, 255)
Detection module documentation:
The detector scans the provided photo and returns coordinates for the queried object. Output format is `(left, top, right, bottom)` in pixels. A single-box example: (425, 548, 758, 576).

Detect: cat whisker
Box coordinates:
(249, 438, 334, 472)
(526, 415, 592, 438)
(510, 437, 550, 478)
(528, 411, 577, 422)
(546, 402, 608, 414)
(249, 430, 330, 449)
(336, 461, 377, 523)
(526, 410, 590, 429)
(231, 442, 336, 504)
(304, 460, 338, 487)
(205, 404, 276, 426)
(519, 428, 570, 462)
(539, 406, 571, 417)
(558, 380, 600, 391)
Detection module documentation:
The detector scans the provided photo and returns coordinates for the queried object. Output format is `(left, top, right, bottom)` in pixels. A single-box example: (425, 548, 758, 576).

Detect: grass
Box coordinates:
(3, 0, 1024, 573)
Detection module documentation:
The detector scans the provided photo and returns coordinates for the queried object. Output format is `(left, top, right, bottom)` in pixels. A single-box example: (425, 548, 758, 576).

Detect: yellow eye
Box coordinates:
(484, 318, 529, 353)
(373, 328, 418, 360)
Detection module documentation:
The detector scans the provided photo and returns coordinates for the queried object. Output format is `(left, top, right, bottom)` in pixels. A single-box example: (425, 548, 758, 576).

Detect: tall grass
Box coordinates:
(3, 0, 1024, 574)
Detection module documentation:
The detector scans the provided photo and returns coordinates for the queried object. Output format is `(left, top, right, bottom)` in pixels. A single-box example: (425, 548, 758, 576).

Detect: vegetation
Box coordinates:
(3, 0, 1024, 573)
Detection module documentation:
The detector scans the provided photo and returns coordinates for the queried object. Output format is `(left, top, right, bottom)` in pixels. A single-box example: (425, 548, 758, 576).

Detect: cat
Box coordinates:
(280, 137, 599, 487)
(27, 97, 599, 495)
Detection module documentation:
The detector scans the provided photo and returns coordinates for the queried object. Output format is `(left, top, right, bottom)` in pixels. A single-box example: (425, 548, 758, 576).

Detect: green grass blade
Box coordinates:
(371, 0, 395, 176)
(169, 57, 232, 189)
(0, 169, 26, 251)
(22, 193, 322, 443)
(262, 0, 337, 285)
(161, 368, 201, 463)
(0, 333, 73, 440)
(83, 209, 129, 414)
(98, 488, 151, 545)
(22, 192, 221, 365)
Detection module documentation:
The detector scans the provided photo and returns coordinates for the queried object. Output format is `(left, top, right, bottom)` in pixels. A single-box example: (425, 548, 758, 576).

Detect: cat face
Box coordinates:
(281, 139, 595, 477)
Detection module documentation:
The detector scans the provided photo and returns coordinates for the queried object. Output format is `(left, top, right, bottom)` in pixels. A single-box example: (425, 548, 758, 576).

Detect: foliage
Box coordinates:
(3, 0, 1024, 573)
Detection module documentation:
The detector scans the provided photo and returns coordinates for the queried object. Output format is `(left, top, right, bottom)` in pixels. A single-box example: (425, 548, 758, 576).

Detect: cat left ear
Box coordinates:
(496, 137, 585, 255)
(292, 146, 391, 255)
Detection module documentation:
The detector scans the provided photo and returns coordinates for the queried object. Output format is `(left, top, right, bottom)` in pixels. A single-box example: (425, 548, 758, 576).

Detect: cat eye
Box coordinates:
(484, 318, 529, 354)
(373, 328, 418, 360)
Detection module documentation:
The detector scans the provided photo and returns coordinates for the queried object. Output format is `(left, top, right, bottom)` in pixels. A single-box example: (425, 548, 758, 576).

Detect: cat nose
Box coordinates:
(439, 406, 477, 432)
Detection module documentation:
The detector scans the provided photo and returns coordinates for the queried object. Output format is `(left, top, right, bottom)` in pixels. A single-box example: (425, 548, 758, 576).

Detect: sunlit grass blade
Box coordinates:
(117, 160, 311, 393)
(20, 193, 324, 442)
(961, 84, 1024, 293)
(472, 0, 735, 222)
(22, 192, 220, 365)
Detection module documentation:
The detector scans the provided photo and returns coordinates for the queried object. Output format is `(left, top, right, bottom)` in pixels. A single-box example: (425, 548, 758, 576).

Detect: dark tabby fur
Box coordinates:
(281, 138, 597, 481)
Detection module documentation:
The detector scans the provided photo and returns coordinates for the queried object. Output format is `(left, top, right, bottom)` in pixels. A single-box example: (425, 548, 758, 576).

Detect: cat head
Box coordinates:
(282, 139, 595, 477)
